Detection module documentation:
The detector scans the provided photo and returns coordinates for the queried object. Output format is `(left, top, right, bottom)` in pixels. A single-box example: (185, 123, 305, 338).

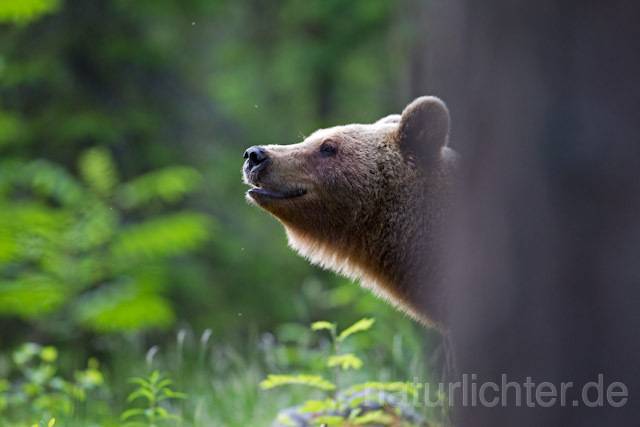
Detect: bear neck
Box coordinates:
(284, 165, 451, 327)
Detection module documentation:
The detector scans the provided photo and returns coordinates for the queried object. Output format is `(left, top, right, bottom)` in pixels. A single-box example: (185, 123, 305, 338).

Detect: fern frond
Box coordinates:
(115, 166, 202, 209)
(78, 147, 119, 198)
(74, 282, 175, 333)
(0, 274, 67, 318)
(111, 212, 211, 262)
(22, 160, 84, 205)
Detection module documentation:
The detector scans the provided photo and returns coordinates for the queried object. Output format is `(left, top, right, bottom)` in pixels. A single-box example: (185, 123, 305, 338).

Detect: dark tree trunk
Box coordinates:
(426, 1, 640, 425)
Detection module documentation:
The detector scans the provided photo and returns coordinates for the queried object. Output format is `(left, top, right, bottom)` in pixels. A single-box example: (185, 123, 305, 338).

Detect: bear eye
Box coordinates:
(320, 141, 337, 157)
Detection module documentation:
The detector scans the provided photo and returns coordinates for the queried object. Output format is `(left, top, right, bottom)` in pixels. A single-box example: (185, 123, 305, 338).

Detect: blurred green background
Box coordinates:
(0, 1, 442, 425)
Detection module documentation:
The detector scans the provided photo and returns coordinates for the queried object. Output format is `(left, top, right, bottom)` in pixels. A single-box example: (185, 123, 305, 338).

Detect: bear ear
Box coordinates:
(374, 114, 401, 125)
(397, 96, 450, 164)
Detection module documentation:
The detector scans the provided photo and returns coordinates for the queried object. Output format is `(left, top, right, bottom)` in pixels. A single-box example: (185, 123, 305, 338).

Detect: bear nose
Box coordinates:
(243, 146, 268, 171)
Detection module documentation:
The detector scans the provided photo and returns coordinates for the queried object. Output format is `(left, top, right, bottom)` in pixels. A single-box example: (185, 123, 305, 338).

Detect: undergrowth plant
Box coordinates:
(0, 343, 104, 426)
(121, 370, 187, 427)
(31, 419, 55, 427)
(260, 318, 425, 427)
(0, 147, 210, 334)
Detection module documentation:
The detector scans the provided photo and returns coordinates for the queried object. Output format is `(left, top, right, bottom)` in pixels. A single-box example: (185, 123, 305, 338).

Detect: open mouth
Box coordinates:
(248, 186, 307, 200)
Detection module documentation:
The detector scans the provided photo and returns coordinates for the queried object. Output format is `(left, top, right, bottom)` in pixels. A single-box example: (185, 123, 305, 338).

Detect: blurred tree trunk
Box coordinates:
(426, 1, 640, 425)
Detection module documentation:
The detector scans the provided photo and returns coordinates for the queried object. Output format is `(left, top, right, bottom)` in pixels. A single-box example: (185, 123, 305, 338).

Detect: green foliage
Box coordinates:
(261, 318, 427, 426)
(74, 286, 176, 333)
(0, 147, 210, 333)
(0, 111, 25, 148)
(344, 381, 422, 398)
(327, 353, 363, 371)
(0, 275, 67, 317)
(337, 317, 375, 342)
(0, 0, 61, 23)
(112, 212, 211, 262)
(310, 321, 336, 334)
(31, 419, 55, 427)
(115, 167, 202, 209)
(22, 160, 84, 205)
(260, 375, 335, 391)
(0, 343, 104, 425)
(121, 370, 186, 426)
(0, 322, 436, 426)
(79, 147, 119, 198)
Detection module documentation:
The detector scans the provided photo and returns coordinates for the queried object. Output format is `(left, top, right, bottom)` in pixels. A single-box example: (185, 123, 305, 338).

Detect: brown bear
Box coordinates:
(242, 96, 458, 329)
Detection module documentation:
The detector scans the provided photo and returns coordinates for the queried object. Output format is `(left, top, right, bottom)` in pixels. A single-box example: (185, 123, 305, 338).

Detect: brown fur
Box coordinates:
(243, 96, 458, 328)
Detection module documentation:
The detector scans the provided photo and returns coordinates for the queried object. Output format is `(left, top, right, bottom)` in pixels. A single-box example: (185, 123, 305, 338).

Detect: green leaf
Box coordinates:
(127, 388, 154, 403)
(115, 166, 202, 209)
(74, 282, 176, 333)
(310, 415, 346, 425)
(128, 377, 151, 388)
(343, 381, 423, 397)
(327, 353, 363, 370)
(22, 160, 84, 206)
(155, 406, 181, 421)
(156, 378, 173, 389)
(298, 400, 327, 413)
(0, 275, 67, 318)
(299, 398, 337, 413)
(259, 374, 335, 391)
(310, 321, 336, 334)
(276, 414, 297, 427)
(78, 146, 119, 197)
(111, 212, 211, 262)
(40, 346, 58, 362)
(121, 408, 146, 420)
(337, 318, 375, 342)
(0, 202, 70, 264)
(0, 0, 61, 23)
(161, 388, 188, 399)
(65, 202, 117, 251)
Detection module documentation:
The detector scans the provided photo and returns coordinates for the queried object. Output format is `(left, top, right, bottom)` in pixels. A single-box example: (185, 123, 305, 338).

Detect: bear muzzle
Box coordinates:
(243, 146, 307, 203)
(243, 145, 268, 173)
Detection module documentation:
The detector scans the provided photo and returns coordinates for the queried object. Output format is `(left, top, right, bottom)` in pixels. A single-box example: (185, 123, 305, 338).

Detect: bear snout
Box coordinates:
(243, 146, 268, 173)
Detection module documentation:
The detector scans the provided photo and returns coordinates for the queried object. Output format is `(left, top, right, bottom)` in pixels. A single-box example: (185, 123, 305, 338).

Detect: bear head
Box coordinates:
(242, 96, 456, 327)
